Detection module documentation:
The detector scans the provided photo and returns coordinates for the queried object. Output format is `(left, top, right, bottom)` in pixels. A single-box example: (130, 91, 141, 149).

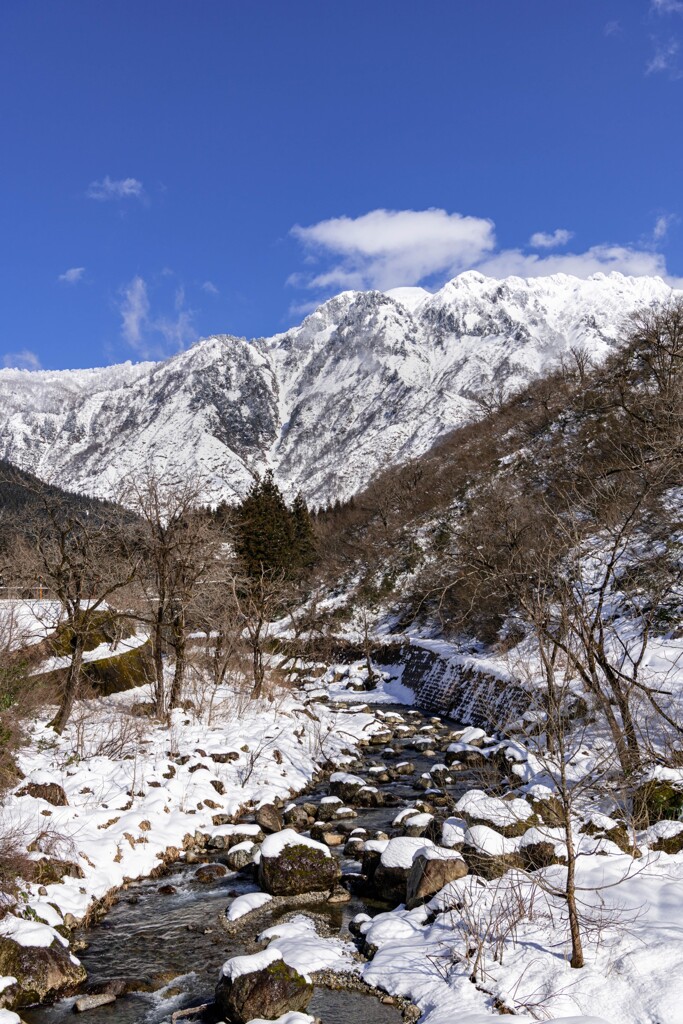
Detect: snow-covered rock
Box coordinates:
(258, 829, 340, 896)
(216, 947, 313, 1024)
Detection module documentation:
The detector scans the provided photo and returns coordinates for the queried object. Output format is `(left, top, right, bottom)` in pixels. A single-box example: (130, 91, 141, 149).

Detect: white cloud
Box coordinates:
(291, 208, 496, 290)
(87, 176, 144, 201)
(653, 213, 676, 240)
(58, 266, 85, 284)
(604, 20, 622, 36)
(529, 228, 574, 249)
(651, 0, 683, 13)
(646, 37, 681, 74)
(202, 280, 219, 295)
(289, 207, 683, 299)
(120, 276, 150, 348)
(119, 276, 196, 357)
(475, 244, 674, 281)
(3, 350, 42, 371)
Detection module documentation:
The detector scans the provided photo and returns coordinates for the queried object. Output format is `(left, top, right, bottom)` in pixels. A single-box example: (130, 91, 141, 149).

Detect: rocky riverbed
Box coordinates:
(12, 668, 678, 1024)
(16, 689, 485, 1024)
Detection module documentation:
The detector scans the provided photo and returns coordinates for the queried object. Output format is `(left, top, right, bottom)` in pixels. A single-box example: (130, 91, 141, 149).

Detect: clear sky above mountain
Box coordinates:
(1, 1, 682, 370)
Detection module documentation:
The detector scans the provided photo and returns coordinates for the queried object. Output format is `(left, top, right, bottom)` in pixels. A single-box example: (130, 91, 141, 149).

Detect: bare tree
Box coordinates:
(118, 470, 224, 717)
(228, 566, 288, 699)
(6, 494, 136, 733)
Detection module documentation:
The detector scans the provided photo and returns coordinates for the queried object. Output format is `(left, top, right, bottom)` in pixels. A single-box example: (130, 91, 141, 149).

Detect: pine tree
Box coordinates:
(234, 471, 295, 578)
(233, 474, 319, 580)
(291, 492, 317, 571)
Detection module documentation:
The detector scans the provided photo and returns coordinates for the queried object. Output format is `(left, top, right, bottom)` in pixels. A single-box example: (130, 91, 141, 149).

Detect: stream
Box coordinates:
(25, 701, 470, 1024)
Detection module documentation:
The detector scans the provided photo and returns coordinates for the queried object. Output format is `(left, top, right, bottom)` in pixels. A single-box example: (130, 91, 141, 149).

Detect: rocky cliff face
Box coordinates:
(0, 271, 675, 505)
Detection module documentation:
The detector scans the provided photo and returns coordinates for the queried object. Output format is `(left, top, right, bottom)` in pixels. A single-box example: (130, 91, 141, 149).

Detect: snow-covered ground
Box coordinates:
(0, 680, 381, 997)
(359, 852, 683, 1024)
(0, 599, 62, 651)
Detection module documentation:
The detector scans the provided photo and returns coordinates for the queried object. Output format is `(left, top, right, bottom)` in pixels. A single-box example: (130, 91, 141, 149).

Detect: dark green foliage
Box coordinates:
(0, 459, 114, 544)
(233, 471, 316, 579)
(290, 492, 316, 570)
(633, 780, 683, 825)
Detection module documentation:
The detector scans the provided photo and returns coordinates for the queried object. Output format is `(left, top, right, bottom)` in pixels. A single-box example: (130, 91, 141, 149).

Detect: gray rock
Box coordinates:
(255, 803, 283, 834)
(215, 956, 312, 1024)
(74, 993, 117, 1012)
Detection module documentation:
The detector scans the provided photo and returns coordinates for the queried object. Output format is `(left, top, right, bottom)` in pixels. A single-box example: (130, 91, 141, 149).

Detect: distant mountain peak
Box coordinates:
(0, 271, 678, 507)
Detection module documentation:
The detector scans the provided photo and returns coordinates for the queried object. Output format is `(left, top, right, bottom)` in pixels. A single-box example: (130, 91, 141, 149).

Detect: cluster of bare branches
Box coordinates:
(0, 460, 315, 738)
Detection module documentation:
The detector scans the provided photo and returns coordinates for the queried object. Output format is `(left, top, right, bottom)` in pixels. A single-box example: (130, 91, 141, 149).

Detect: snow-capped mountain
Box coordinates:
(0, 271, 677, 506)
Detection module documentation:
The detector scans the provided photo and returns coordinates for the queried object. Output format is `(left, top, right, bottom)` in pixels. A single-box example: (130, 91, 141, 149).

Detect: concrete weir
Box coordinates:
(377, 640, 528, 727)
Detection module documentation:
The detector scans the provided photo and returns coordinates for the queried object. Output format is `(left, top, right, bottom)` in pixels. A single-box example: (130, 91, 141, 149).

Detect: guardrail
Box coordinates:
(0, 586, 55, 600)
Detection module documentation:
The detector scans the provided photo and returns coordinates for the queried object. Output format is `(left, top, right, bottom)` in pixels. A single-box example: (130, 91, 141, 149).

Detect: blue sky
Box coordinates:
(1, 1, 682, 370)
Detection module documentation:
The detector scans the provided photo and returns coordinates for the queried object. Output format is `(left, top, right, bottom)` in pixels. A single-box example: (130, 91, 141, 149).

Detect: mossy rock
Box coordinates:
(460, 801, 539, 839)
(0, 936, 86, 1009)
(633, 781, 683, 827)
(258, 841, 341, 896)
(530, 796, 564, 827)
(580, 820, 638, 857)
(520, 840, 563, 870)
(215, 957, 313, 1024)
(30, 858, 85, 885)
(651, 825, 683, 854)
(81, 643, 154, 696)
(47, 611, 131, 657)
(461, 845, 525, 880)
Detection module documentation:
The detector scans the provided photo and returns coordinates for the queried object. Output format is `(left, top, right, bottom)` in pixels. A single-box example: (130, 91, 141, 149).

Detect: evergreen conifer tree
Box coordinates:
(291, 491, 317, 570)
(234, 470, 294, 578)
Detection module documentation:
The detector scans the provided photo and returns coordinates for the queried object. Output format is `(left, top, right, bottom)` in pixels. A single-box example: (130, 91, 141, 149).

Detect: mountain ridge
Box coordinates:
(0, 271, 678, 506)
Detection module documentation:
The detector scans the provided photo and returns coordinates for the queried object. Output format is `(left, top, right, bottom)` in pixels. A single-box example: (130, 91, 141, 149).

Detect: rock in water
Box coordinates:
(406, 847, 468, 907)
(74, 993, 117, 1012)
(215, 949, 313, 1024)
(194, 863, 228, 883)
(257, 829, 340, 896)
(0, 937, 86, 1009)
(255, 803, 283, 834)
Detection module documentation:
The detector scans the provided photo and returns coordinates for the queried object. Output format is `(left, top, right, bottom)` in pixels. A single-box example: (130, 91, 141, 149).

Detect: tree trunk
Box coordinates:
(152, 606, 166, 717)
(251, 644, 264, 699)
(563, 803, 584, 969)
(50, 637, 84, 734)
(168, 610, 186, 710)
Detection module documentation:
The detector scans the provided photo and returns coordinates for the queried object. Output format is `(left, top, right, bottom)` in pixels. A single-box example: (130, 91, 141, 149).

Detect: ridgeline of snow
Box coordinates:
(0, 272, 677, 506)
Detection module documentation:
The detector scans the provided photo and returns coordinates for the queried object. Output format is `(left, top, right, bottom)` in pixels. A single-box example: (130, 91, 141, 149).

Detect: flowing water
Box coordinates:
(25, 703, 469, 1024)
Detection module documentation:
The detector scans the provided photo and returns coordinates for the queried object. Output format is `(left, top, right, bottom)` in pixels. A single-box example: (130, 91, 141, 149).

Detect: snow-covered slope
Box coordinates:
(0, 272, 677, 505)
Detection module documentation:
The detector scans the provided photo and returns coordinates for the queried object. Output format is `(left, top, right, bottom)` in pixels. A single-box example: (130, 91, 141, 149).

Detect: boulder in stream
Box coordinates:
(0, 937, 86, 1010)
(328, 771, 366, 803)
(255, 803, 283, 834)
(215, 948, 313, 1024)
(226, 840, 258, 871)
(257, 829, 341, 896)
(370, 836, 437, 904)
(406, 846, 468, 907)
